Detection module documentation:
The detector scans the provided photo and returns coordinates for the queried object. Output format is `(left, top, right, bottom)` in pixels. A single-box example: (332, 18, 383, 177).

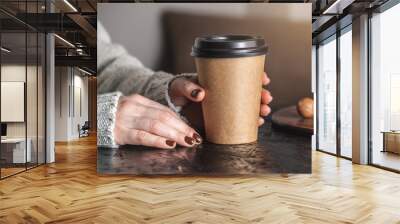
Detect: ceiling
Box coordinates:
(0, 0, 394, 73)
(0, 0, 97, 73)
(311, 0, 390, 43)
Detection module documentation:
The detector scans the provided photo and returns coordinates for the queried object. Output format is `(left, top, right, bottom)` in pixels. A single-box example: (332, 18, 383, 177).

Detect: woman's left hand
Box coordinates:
(169, 72, 273, 126)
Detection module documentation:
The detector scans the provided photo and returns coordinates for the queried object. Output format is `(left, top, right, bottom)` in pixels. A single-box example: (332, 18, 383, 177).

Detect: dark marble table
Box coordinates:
(97, 121, 311, 175)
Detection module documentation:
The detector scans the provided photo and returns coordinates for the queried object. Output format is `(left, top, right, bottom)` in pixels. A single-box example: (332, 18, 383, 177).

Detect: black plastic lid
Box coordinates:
(191, 35, 268, 58)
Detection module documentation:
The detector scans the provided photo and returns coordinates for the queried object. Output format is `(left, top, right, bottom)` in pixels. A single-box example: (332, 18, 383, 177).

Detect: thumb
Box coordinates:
(172, 78, 205, 102)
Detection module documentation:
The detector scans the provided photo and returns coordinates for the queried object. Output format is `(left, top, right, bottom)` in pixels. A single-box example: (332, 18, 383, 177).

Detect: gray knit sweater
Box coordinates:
(97, 22, 195, 147)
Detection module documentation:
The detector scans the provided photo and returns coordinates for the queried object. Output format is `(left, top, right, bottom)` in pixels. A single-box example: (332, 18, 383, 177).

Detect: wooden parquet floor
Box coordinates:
(1, 135, 400, 224)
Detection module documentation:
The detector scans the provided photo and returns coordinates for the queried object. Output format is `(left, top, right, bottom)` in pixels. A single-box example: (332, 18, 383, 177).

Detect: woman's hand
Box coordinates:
(114, 94, 202, 149)
(169, 72, 273, 126)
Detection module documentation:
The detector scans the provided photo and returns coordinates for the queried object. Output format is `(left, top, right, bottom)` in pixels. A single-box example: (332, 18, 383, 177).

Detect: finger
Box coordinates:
(119, 101, 202, 144)
(121, 127, 176, 149)
(131, 105, 202, 144)
(171, 96, 189, 107)
(258, 117, 265, 126)
(174, 78, 205, 102)
(125, 94, 179, 118)
(260, 104, 271, 116)
(261, 89, 273, 104)
(131, 117, 197, 147)
(122, 96, 179, 121)
(262, 72, 270, 86)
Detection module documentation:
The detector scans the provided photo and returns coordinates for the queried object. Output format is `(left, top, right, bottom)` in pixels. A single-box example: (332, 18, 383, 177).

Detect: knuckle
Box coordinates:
(182, 125, 193, 135)
(165, 129, 178, 140)
(135, 130, 148, 144)
(158, 112, 172, 123)
(183, 80, 193, 91)
(167, 111, 178, 119)
(148, 120, 162, 133)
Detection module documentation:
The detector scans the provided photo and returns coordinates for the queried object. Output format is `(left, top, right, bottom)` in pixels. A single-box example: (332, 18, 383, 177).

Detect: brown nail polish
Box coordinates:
(184, 136, 195, 145)
(166, 140, 175, 147)
(192, 133, 202, 144)
(191, 89, 201, 98)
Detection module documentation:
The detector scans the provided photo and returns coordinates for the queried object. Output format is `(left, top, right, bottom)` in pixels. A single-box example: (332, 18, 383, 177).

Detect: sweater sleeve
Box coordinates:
(97, 92, 122, 148)
(97, 22, 198, 148)
(97, 22, 174, 106)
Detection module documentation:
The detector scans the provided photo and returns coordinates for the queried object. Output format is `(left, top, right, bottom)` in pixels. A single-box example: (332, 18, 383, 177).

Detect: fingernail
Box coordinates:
(191, 89, 201, 98)
(184, 136, 195, 145)
(192, 133, 202, 144)
(166, 140, 175, 147)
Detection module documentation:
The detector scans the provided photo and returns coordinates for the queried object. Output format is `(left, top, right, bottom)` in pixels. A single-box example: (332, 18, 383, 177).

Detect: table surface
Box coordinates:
(97, 121, 311, 175)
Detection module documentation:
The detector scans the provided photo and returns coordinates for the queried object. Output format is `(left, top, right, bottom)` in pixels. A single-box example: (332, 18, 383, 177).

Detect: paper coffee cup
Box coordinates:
(191, 35, 268, 144)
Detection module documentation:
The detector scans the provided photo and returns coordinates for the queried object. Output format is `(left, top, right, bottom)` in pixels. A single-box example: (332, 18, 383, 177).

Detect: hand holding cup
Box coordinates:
(169, 72, 273, 126)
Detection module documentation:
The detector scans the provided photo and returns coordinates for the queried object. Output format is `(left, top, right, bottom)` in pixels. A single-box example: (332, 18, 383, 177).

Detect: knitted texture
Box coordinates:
(97, 92, 122, 148)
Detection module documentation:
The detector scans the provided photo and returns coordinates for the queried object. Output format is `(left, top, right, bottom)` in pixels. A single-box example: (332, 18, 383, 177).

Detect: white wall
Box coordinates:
(55, 66, 69, 141)
(54, 67, 89, 141)
(1, 65, 26, 134)
(72, 73, 89, 138)
(1, 63, 46, 164)
(1, 65, 39, 138)
(1, 82, 25, 122)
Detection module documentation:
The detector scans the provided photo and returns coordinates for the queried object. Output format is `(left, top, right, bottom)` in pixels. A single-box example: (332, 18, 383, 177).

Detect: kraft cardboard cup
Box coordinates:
(191, 35, 268, 144)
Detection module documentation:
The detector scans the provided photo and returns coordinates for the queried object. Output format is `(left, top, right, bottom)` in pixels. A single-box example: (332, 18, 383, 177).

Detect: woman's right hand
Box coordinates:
(114, 94, 202, 149)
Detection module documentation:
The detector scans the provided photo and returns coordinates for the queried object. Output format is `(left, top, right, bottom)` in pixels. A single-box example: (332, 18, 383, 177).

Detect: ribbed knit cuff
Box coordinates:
(97, 91, 122, 148)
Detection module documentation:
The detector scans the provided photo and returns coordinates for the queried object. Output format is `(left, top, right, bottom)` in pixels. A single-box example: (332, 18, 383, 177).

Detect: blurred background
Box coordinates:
(98, 3, 312, 110)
